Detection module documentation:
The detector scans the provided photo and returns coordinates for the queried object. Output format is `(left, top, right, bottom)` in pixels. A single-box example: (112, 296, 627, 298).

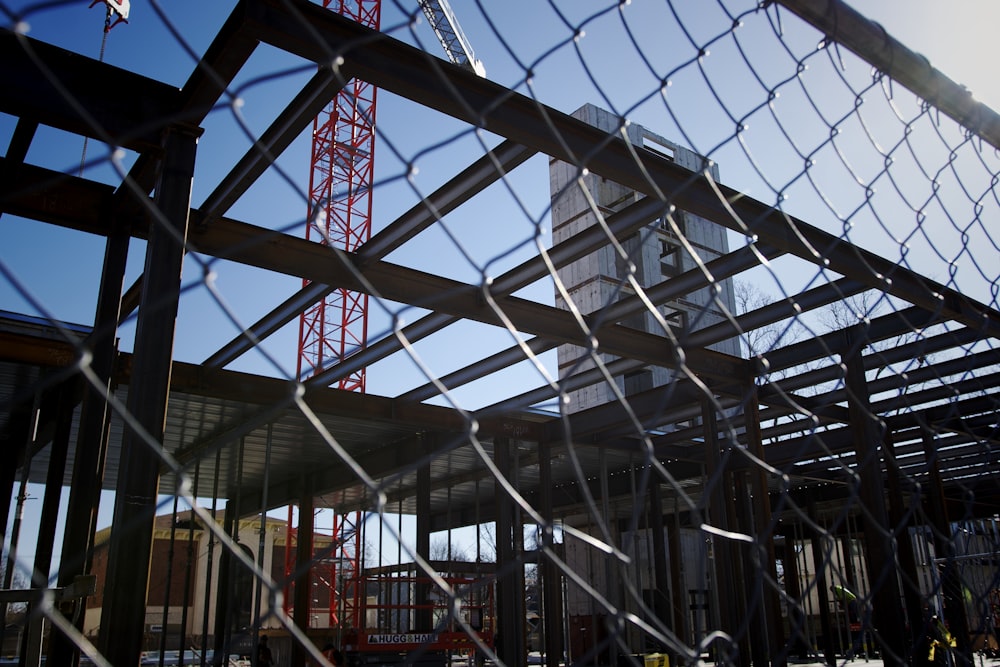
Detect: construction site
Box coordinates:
(1, 0, 999, 665)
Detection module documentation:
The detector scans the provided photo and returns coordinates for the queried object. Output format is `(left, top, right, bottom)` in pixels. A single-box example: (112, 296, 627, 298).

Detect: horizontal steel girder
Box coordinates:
(242, 0, 1000, 342)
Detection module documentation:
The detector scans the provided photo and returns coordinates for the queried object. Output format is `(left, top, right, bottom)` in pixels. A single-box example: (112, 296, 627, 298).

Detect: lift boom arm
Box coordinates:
(417, 0, 485, 76)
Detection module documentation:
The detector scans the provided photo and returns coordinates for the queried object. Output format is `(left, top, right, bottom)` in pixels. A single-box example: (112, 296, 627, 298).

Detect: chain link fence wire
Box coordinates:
(1, 0, 999, 665)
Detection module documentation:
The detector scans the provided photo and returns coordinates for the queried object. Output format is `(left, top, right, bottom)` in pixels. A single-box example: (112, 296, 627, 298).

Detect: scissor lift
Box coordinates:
(341, 561, 495, 667)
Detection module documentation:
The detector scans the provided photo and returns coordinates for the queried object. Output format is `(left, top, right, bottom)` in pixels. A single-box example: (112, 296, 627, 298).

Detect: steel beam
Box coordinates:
(765, 391, 1000, 472)
(245, 0, 1000, 341)
(203, 280, 330, 369)
(115, 0, 260, 200)
(773, 0, 1000, 151)
(761, 305, 942, 375)
(198, 69, 347, 222)
(425, 457, 704, 532)
(449, 241, 775, 414)
(184, 216, 748, 380)
(205, 140, 535, 370)
(165, 357, 546, 440)
(401, 335, 559, 403)
(690, 351, 1000, 451)
(99, 126, 198, 666)
(362, 139, 536, 261)
(0, 159, 115, 235)
(0, 31, 180, 152)
(684, 276, 867, 349)
(770, 325, 988, 396)
(389, 198, 671, 399)
(314, 196, 674, 390)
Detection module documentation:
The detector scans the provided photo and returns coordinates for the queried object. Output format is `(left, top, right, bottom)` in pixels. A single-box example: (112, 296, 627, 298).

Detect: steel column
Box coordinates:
(538, 440, 565, 667)
(807, 502, 837, 666)
(214, 502, 238, 661)
(648, 481, 670, 644)
(50, 224, 129, 666)
(842, 329, 907, 660)
(252, 426, 273, 663)
(21, 380, 75, 666)
(733, 473, 768, 667)
(292, 485, 315, 667)
(201, 454, 223, 653)
(668, 498, 687, 646)
(0, 393, 33, 655)
(743, 387, 785, 665)
(0, 391, 33, 557)
(921, 426, 973, 665)
(883, 428, 929, 664)
(598, 448, 620, 667)
(99, 125, 198, 666)
(701, 400, 742, 664)
(29, 383, 75, 585)
(416, 434, 432, 632)
(778, 535, 810, 660)
(494, 437, 524, 664)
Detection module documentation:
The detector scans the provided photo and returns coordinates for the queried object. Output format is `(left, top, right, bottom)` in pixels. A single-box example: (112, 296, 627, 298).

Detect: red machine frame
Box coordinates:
(342, 564, 496, 660)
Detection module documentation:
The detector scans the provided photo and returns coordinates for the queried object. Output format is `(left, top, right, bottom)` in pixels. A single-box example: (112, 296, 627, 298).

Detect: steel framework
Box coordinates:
(2, 0, 1000, 664)
(293, 0, 380, 634)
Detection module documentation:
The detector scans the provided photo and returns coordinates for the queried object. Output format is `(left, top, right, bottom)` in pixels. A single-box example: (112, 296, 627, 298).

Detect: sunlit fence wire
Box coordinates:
(1, 0, 999, 666)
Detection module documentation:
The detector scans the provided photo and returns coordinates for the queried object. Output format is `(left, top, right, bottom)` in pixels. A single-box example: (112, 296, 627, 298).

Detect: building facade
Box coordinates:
(85, 512, 336, 652)
(550, 103, 740, 414)
(550, 105, 742, 657)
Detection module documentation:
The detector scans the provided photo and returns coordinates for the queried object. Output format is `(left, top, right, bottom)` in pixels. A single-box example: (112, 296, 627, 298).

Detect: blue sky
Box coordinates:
(3, 0, 1000, 566)
(3, 0, 999, 394)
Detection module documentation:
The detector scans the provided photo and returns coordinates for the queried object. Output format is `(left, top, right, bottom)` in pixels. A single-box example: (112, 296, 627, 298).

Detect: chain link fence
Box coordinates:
(1, 0, 999, 666)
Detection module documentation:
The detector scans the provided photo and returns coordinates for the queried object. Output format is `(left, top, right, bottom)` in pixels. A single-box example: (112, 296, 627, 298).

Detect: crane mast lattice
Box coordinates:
(293, 0, 483, 634)
(298, 1, 380, 392)
(292, 0, 380, 632)
(416, 0, 485, 76)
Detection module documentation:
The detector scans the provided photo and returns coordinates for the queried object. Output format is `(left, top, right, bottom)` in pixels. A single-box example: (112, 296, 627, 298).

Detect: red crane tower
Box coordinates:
(291, 0, 483, 632)
(297, 0, 482, 389)
(290, 0, 380, 632)
(297, 0, 381, 391)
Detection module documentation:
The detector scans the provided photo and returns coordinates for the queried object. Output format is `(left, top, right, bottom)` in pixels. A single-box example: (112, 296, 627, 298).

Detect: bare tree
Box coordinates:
(821, 289, 931, 360)
(819, 289, 884, 334)
(734, 280, 801, 360)
(430, 537, 472, 562)
(477, 523, 497, 563)
(1, 555, 29, 620)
